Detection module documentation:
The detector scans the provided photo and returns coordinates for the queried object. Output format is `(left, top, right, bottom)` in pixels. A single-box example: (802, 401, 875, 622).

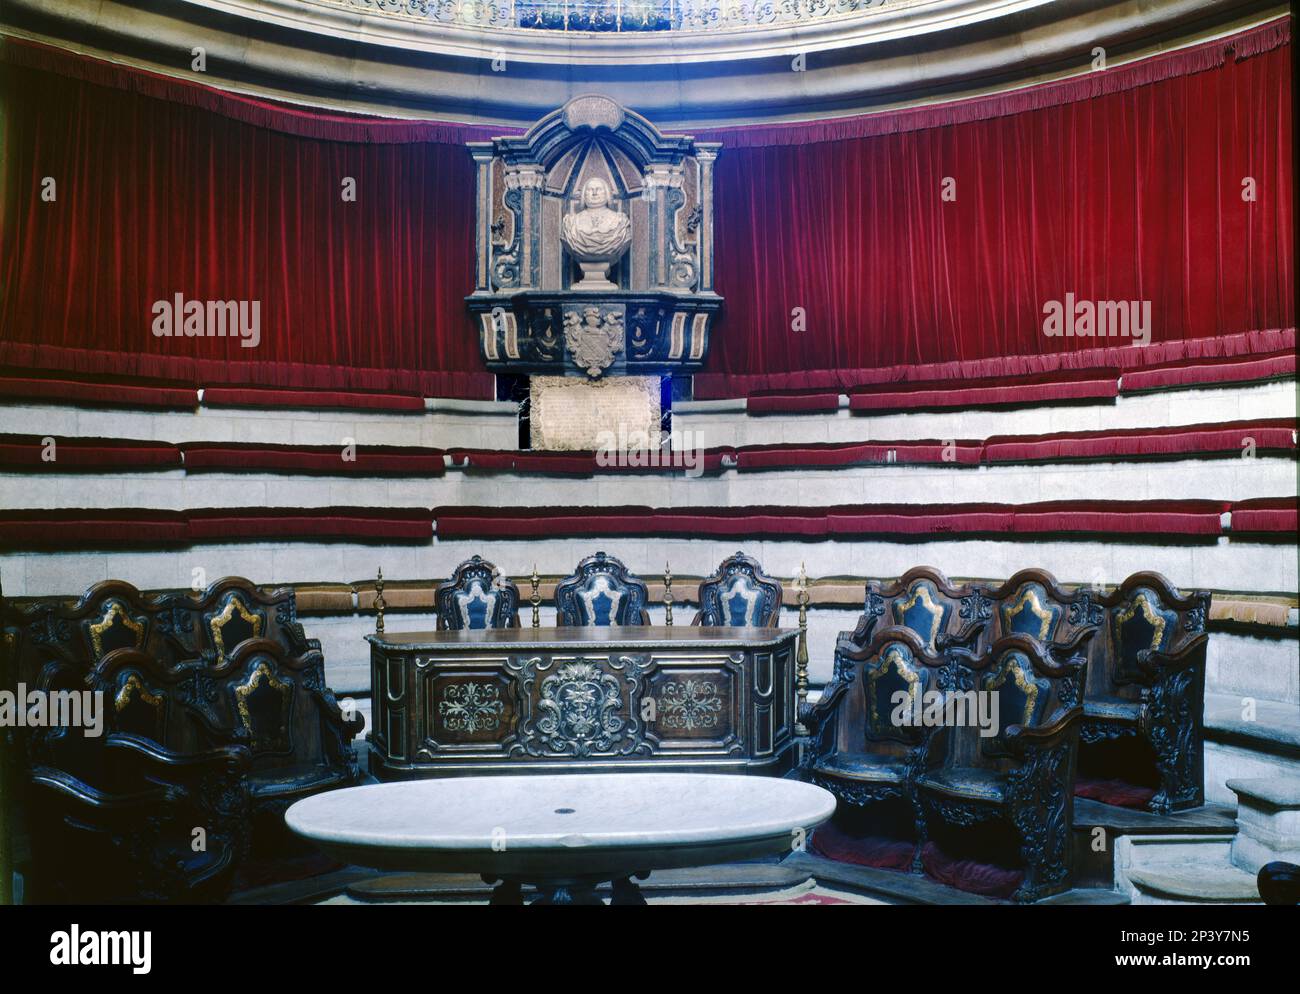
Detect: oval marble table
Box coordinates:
(286, 773, 836, 905)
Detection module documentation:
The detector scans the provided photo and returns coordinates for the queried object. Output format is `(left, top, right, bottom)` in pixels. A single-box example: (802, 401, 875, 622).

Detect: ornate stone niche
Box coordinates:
(466, 95, 722, 381)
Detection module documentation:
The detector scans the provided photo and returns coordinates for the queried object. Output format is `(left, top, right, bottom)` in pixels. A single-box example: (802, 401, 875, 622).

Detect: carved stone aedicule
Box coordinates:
(467, 94, 721, 378)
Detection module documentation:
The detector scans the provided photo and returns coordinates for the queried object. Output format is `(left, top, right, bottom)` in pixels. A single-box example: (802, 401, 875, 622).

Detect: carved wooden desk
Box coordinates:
(366, 626, 799, 780)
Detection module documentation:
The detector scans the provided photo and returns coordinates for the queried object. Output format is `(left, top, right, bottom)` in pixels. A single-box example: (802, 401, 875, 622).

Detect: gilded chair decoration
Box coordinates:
(555, 552, 649, 627)
(208, 596, 264, 665)
(892, 583, 951, 653)
(113, 672, 166, 740)
(436, 556, 520, 630)
(863, 643, 928, 743)
(980, 650, 1050, 758)
(86, 601, 146, 659)
(1000, 584, 1062, 642)
(233, 660, 294, 754)
(695, 552, 783, 628)
(1112, 589, 1176, 686)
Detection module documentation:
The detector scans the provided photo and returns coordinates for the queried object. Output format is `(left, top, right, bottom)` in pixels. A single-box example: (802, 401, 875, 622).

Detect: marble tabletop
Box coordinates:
(285, 773, 836, 880)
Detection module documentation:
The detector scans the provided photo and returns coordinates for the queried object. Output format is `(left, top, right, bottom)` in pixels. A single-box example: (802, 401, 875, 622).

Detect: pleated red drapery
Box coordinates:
(0, 20, 1293, 399)
(702, 23, 1294, 384)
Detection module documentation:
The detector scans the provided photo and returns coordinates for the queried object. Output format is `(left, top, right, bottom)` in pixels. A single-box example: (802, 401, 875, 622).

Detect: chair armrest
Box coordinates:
(1046, 626, 1096, 663)
(106, 732, 252, 776)
(801, 678, 848, 732)
(29, 766, 172, 809)
(1002, 706, 1083, 755)
(1136, 632, 1208, 679)
(936, 617, 988, 652)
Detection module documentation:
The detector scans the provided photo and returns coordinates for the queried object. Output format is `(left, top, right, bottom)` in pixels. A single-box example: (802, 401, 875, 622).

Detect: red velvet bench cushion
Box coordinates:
(1230, 497, 1298, 534)
(182, 443, 445, 475)
(984, 419, 1297, 462)
(201, 387, 424, 413)
(0, 373, 197, 409)
(187, 506, 433, 542)
(0, 508, 190, 548)
(847, 367, 1119, 413)
(737, 440, 982, 469)
(1121, 349, 1297, 392)
(0, 435, 181, 470)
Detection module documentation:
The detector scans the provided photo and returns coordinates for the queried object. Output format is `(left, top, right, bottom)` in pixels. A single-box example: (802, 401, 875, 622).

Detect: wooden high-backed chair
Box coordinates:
(914, 633, 1089, 903)
(1087, 573, 1210, 813)
(554, 551, 650, 627)
(693, 552, 783, 628)
(802, 626, 949, 868)
(435, 555, 520, 630)
(845, 566, 987, 657)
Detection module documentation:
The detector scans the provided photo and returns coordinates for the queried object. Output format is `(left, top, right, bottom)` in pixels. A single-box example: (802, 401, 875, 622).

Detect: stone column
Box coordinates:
(504, 165, 546, 289)
(696, 144, 720, 293)
(469, 143, 494, 292)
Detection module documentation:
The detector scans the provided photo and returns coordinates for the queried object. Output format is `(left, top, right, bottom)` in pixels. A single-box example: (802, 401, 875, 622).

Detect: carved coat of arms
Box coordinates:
(563, 306, 624, 377)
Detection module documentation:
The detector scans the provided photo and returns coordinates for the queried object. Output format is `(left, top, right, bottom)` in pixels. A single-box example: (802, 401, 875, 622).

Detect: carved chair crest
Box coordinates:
(436, 555, 520, 630)
(555, 551, 649, 626)
(694, 552, 782, 628)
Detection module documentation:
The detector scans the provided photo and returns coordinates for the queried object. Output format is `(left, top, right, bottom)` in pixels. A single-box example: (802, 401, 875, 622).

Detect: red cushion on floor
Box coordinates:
(1074, 777, 1157, 809)
(920, 841, 1023, 900)
(809, 823, 915, 872)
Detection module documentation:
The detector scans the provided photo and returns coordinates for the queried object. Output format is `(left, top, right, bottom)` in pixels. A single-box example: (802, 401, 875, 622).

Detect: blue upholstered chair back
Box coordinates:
(555, 552, 649, 627)
(436, 556, 520, 630)
(695, 552, 782, 628)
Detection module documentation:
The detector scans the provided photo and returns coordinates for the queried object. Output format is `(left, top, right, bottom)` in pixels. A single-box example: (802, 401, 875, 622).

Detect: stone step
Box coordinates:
(1127, 862, 1262, 905)
(1204, 694, 1300, 806)
(1228, 777, 1300, 873)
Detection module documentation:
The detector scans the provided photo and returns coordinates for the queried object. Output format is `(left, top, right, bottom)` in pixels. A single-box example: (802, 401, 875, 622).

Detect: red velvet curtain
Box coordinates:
(705, 24, 1294, 381)
(0, 23, 1293, 398)
(0, 49, 495, 398)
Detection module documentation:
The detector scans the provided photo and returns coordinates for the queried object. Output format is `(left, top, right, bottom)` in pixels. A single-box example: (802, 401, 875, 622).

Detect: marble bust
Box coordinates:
(562, 177, 631, 290)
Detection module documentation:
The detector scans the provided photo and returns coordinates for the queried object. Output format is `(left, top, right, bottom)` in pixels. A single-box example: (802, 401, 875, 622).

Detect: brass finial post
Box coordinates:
(795, 562, 810, 735)
(530, 564, 541, 629)
(374, 567, 386, 635)
(663, 563, 674, 627)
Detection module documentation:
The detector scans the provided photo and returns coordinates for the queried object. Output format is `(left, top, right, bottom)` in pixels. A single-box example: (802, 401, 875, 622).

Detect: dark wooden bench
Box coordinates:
(830, 567, 1210, 814)
(3, 576, 364, 896)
